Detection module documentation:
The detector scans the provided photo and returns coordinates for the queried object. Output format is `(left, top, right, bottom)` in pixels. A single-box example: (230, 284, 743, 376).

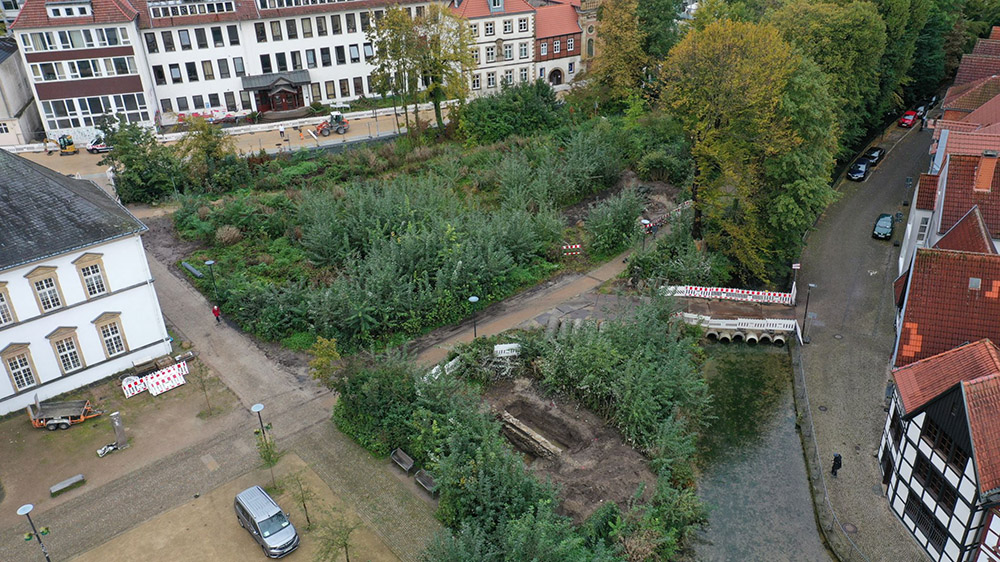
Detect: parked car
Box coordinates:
(873, 213, 894, 240)
(899, 110, 918, 128)
(863, 146, 886, 166)
(847, 157, 871, 181)
(234, 486, 299, 558)
(915, 105, 927, 118)
(86, 137, 112, 153)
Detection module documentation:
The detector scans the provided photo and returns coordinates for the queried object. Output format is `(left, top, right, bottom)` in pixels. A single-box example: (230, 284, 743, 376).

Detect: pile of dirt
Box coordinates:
(484, 378, 656, 523)
(562, 170, 681, 227)
(141, 214, 202, 268)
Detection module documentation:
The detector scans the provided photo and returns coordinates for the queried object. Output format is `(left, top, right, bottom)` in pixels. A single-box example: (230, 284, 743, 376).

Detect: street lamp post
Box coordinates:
(468, 296, 480, 339)
(204, 260, 219, 304)
(640, 219, 651, 251)
(17, 504, 51, 562)
(802, 283, 817, 344)
(251, 403, 266, 440)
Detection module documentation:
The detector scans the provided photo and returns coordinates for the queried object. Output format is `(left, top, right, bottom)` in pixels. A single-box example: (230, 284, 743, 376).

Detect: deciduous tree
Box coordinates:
(414, 4, 474, 130)
(591, 0, 649, 100)
(98, 116, 181, 204)
(367, 6, 420, 129)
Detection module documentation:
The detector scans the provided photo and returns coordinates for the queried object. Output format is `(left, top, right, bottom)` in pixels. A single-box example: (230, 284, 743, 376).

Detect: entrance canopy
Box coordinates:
(241, 70, 311, 92)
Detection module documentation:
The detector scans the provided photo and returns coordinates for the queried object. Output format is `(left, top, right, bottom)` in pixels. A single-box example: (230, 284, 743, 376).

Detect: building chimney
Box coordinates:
(976, 151, 999, 192)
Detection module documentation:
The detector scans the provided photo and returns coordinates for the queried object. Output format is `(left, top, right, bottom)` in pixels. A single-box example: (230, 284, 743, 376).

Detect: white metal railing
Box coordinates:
(663, 284, 795, 305)
(677, 312, 798, 333)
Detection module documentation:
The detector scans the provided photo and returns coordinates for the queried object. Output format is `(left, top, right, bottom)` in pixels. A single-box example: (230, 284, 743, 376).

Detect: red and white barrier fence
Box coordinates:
(662, 285, 795, 306)
(562, 244, 583, 256)
(121, 361, 189, 398)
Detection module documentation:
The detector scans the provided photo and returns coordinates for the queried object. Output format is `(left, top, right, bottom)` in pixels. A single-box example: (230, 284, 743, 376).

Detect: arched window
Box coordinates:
(587, 38, 594, 57)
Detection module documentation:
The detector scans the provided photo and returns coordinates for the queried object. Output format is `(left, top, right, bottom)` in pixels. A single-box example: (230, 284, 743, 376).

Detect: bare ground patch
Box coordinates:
(483, 378, 655, 524)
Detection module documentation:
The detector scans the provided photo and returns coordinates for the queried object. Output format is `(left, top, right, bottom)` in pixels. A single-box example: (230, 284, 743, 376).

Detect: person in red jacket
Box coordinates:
(212, 305, 221, 324)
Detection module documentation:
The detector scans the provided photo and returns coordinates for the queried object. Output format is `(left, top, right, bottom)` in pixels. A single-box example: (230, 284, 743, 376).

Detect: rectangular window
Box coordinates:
(161, 98, 173, 113)
(169, 64, 182, 83)
(100, 321, 126, 357)
(889, 408, 903, 448)
(331, 14, 342, 34)
(233, 57, 246, 77)
(193, 95, 205, 109)
(240, 90, 251, 110)
(306, 49, 317, 68)
(485, 22, 494, 36)
(540, 42, 547, 56)
(178, 29, 192, 50)
(208, 93, 220, 107)
(211, 26, 224, 47)
(568, 37, 574, 51)
(33, 277, 61, 311)
(470, 23, 478, 37)
(228, 25, 240, 45)
(520, 67, 527, 82)
(162, 31, 175, 51)
(6, 352, 36, 390)
(195, 28, 208, 49)
(291, 51, 302, 70)
(217, 58, 231, 79)
(321, 47, 331, 67)
(472, 74, 480, 90)
(415, 5, 423, 16)
(55, 337, 82, 373)
(224, 91, 237, 111)
(316, 16, 328, 36)
(270, 21, 282, 41)
(80, 263, 107, 296)
(904, 495, 947, 553)
(487, 72, 496, 88)
(144, 32, 158, 53)
(339, 78, 350, 97)
(554, 40, 561, 54)
(518, 18, 528, 32)
(286, 19, 297, 40)
(301, 18, 313, 38)
(255, 22, 267, 42)
(504, 69, 513, 84)
(335, 46, 346, 65)
(0, 289, 14, 326)
(153, 65, 166, 85)
(363, 42, 374, 61)
(569, 61, 575, 74)
(186, 61, 199, 81)
(353, 76, 364, 96)
(503, 20, 512, 34)
(913, 454, 958, 516)
(346, 13, 356, 33)
(202, 60, 215, 80)
(349, 44, 360, 63)
(310, 82, 321, 100)
(472, 48, 479, 64)
(360, 11, 370, 31)
(922, 417, 971, 471)
(176, 97, 189, 112)
(276, 52, 288, 72)
(503, 43, 512, 61)
(260, 54, 273, 74)
(485, 46, 495, 63)
(519, 42, 528, 59)
(325, 81, 336, 99)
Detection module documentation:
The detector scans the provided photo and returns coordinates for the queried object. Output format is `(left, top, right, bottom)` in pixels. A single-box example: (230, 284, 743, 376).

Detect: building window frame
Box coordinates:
(25, 266, 65, 313)
(471, 74, 481, 90)
(0, 282, 17, 326)
(47, 327, 85, 374)
(72, 253, 109, 298)
(93, 312, 129, 359)
(1, 344, 38, 391)
(503, 19, 512, 34)
(568, 37, 574, 51)
(518, 18, 528, 32)
(485, 22, 494, 36)
(540, 42, 547, 56)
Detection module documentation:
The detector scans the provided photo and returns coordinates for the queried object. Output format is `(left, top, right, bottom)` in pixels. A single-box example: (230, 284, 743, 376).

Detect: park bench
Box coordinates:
(50, 474, 85, 497)
(390, 448, 415, 475)
(415, 469, 437, 496)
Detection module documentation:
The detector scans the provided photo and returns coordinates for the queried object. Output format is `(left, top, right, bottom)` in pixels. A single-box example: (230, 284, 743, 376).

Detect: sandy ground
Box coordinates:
(69, 453, 399, 562)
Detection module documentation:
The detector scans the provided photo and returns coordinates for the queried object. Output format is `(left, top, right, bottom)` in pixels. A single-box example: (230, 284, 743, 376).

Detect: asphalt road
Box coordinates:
(798, 124, 931, 561)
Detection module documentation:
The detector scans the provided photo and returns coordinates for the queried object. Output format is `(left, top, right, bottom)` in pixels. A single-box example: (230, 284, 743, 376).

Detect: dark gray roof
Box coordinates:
(0, 149, 146, 272)
(0, 38, 17, 65)
(241, 70, 311, 90)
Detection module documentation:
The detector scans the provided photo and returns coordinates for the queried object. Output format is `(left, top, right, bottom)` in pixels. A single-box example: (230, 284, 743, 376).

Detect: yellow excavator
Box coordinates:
(42, 134, 79, 156)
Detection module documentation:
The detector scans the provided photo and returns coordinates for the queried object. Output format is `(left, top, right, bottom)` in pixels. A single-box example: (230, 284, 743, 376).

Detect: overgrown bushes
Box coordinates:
(627, 208, 731, 286)
(585, 189, 643, 257)
(458, 80, 567, 145)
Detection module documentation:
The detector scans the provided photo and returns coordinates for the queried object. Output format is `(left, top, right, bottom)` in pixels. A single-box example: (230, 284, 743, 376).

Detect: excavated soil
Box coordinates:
(484, 378, 656, 523)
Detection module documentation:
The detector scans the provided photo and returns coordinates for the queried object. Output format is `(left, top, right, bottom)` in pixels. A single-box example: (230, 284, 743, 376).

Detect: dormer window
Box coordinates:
(490, 0, 503, 11)
(46, 1, 91, 18)
(970, 277, 982, 290)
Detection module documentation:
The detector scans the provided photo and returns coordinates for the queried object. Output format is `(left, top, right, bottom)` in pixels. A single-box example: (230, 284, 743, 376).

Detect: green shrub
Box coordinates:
(585, 189, 644, 256)
(281, 331, 317, 351)
(459, 80, 566, 145)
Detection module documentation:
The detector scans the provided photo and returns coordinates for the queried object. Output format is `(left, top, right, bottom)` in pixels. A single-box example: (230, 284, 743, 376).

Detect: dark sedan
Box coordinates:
(873, 213, 894, 239)
(847, 158, 871, 181)
(863, 146, 886, 166)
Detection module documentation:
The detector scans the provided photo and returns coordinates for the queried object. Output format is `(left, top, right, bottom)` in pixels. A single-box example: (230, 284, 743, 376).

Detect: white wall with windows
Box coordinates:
(0, 38, 42, 145)
(0, 235, 171, 415)
(466, 9, 534, 96)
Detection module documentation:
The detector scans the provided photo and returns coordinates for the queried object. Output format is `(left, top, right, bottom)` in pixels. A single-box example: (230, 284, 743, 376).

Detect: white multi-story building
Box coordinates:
(532, 2, 578, 88)
(1, 0, 22, 28)
(0, 36, 41, 143)
(450, 0, 534, 95)
(0, 148, 172, 415)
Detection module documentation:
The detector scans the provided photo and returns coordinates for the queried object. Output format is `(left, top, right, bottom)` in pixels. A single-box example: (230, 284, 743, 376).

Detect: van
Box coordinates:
(234, 486, 300, 558)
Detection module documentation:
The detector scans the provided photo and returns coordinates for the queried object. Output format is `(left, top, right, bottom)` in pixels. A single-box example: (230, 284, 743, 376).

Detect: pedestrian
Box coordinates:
(832, 453, 842, 478)
(212, 305, 221, 324)
(278, 124, 285, 139)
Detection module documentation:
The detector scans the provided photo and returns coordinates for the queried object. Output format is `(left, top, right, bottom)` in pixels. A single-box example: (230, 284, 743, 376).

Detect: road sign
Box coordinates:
(792, 263, 801, 270)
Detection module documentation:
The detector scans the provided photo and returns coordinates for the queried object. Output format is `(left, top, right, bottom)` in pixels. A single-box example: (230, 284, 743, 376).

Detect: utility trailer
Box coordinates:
(27, 399, 104, 431)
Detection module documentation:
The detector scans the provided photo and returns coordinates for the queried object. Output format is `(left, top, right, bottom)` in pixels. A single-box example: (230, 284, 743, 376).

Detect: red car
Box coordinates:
(899, 110, 918, 128)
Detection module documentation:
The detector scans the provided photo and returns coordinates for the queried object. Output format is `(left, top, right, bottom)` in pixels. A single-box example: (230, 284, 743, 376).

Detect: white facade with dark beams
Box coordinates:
(879, 340, 1000, 562)
(0, 148, 172, 415)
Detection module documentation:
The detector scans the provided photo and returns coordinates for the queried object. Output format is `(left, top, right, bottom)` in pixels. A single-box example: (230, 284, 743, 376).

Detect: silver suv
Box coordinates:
(234, 486, 300, 558)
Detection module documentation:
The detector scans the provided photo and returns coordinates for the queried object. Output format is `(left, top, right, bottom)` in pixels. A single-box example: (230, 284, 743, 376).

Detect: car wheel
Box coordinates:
(59, 422, 70, 430)
(87, 149, 95, 154)
(46, 423, 58, 431)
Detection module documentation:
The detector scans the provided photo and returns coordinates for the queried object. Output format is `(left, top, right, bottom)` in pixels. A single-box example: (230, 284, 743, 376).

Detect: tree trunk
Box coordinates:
(344, 545, 351, 562)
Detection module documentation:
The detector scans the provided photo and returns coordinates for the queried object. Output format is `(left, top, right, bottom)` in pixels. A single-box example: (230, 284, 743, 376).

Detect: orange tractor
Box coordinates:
(316, 111, 350, 136)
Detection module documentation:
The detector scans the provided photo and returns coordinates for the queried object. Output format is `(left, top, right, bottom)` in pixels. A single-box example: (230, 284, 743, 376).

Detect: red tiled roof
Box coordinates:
(940, 154, 1000, 236)
(916, 173, 939, 211)
(976, 39, 1000, 58)
(12, 0, 138, 29)
(450, 0, 534, 19)
(257, 0, 412, 23)
(966, 95, 1000, 128)
(992, 26, 1000, 40)
(130, 0, 258, 28)
(935, 206, 997, 254)
(944, 78, 987, 107)
(932, 120, 986, 137)
(534, 3, 579, 38)
(954, 55, 1000, 87)
(937, 131, 1000, 159)
(964, 373, 1000, 494)
(893, 339, 1000, 413)
(946, 76, 1000, 114)
(895, 249, 1000, 367)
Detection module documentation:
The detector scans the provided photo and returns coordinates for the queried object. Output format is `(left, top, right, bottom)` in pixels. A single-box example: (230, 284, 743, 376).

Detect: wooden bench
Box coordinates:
(50, 474, 85, 497)
(390, 448, 415, 475)
(415, 469, 437, 495)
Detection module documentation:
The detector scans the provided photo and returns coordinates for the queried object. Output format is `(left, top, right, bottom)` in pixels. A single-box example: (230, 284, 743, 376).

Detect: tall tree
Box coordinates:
(367, 6, 420, 129)
(663, 19, 837, 283)
(97, 116, 181, 204)
(905, 0, 962, 103)
(414, 4, 474, 130)
(872, 0, 932, 118)
(771, 1, 886, 152)
(636, 0, 686, 59)
(173, 117, 237, 187)
(591, 0, 649, 100)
